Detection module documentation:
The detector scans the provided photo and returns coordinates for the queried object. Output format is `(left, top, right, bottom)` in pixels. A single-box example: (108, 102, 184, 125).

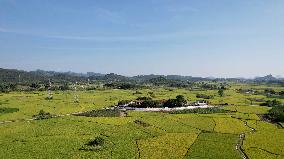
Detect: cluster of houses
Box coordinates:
(194, 100, 208, 106)
(117, 99, 209, 110)
(237, 89, 256, 94)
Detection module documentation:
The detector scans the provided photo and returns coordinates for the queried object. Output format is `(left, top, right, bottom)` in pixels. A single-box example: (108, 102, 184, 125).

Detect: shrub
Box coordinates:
(134, 91, 142, 94)
(260, 99, 282, 107)
(80, 137, 106, 151)
(136, 96, 152, 100)
(264, 89, 276, 95)
(0, 107, 19, 114)
(268, 106, 284, 122)
(196, 94, 214, 99)
(134, 120, 151, 127)
(86, 137, 105, 147)
(33, 110, 53, 120)
(45, 96, 53, 100)
(149, 92, 156, 98)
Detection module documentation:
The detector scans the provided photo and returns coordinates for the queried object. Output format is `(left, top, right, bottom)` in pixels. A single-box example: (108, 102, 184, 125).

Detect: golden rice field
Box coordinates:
(0, 87, 284, 159)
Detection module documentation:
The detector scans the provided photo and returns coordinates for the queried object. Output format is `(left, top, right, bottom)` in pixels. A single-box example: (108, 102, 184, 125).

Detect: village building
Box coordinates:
(194, 100, 208, 106)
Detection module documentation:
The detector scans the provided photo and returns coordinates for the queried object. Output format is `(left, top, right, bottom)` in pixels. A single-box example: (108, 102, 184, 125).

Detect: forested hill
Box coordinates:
(0, 68, 283, 84)
(0, 68, 86, 83)
(0, 68, 209, 84)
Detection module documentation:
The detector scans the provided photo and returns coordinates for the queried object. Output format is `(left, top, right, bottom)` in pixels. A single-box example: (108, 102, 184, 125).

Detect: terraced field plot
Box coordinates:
(223, 105, 271, 114)
(243, 121, 284, 159)
(185, 133, 240, 159)
(170, 114, 215, 132)
(214, 117, 251, 134)
(137, 133, 198, 159)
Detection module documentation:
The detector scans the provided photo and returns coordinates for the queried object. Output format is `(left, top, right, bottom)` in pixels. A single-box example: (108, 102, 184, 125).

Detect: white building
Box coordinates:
(195, 100, 208, 106)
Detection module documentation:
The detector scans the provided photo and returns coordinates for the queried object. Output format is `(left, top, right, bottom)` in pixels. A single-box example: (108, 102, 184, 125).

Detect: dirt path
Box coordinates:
(236, 120, 257, 159)
(236, 133, 249, 159)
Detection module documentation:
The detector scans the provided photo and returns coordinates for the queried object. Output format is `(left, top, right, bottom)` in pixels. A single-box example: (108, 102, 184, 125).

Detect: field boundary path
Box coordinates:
(236, 121, 257, 159)
(0, 113, 73, 125)
(0, 108, 123, 125)
(0, 106, 215, 125)
(236, 133, 249, 159)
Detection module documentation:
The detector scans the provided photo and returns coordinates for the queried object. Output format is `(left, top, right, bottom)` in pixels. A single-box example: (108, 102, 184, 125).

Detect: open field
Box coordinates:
(1, 85, 284, 159)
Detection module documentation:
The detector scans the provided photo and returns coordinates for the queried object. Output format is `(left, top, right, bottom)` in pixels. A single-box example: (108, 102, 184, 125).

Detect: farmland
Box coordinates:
(2, 0, 284, 158)
(0, 85, 284, 159)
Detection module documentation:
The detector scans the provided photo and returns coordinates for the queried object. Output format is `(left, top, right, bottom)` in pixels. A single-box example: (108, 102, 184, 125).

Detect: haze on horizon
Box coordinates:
(0, 0, 284, 78)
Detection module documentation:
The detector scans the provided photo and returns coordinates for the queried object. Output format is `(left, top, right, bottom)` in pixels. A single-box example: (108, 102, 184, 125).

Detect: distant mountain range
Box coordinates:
(0, 68, 283, 84)
(254, 75, 277, 82)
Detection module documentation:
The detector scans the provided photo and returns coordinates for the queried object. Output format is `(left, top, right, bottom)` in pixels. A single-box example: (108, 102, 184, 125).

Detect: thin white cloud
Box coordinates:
(45, 31, 198, 42)
(0, 27, 183, 41)
(36, 45, 158, 51)
(45, 30, 275, 42)
(0, 27, 34, 35)
(1, 26, 283, 42)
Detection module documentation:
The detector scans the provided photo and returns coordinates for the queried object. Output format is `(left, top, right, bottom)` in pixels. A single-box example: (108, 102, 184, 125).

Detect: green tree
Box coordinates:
(261, 99, 282, 107)
(164, 95, 187, 108)
(218, 89, 224, 97)
(268, 105, 284, 122)
(140, 100, 159, 108)
(30, 83, 41, 89)
(164, 99, 178, 108)
(176, 95, 187, 106)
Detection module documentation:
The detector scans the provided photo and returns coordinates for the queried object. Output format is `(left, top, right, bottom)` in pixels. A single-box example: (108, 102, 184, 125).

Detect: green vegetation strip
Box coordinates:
(0, 107, 19, 114)
(73, 109, 122, 117)
(170, 108, 227, 114)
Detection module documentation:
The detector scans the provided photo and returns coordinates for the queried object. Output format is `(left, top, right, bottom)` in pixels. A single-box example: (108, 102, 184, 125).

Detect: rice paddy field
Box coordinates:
(0, 85, 284, 159)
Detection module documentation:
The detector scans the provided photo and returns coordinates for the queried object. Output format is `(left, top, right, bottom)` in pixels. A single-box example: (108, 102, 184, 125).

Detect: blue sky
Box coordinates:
(0, 0, 284, 77)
